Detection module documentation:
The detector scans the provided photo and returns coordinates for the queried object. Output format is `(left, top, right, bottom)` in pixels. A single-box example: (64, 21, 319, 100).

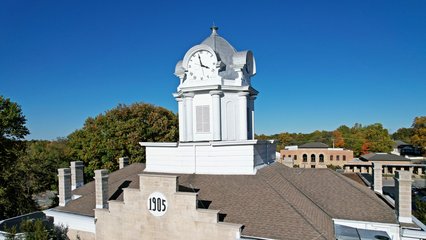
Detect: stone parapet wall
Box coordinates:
(95, 173, 242, 240)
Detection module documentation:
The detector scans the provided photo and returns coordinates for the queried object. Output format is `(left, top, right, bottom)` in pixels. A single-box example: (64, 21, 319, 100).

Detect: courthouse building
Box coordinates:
(280, 142, 353, 168)
(42, 27, 426, 240)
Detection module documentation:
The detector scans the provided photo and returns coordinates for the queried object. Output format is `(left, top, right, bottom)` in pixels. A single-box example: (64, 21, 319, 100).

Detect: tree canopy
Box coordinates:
(392, 116, 426, 156)
(0, 96, 37, 220)
(392, 127, 414, 144)
(260, 122, 394, 156)
(411, 116, 426, 151)
(0, 96, 29, 140)
(67, 103, 178, 176)
(18, 139, 72, 193)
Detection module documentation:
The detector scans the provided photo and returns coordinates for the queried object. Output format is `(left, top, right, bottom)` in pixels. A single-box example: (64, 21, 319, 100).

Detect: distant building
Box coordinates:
(279, 142, 353, 168)
(344, 153, 425, 176)
(391, 140, 423, 157)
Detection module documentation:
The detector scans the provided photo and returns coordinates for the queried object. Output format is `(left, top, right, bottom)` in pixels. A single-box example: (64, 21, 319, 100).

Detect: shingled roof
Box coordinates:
(299, 142, 329, 148)
(393, 140, 407, 147)
(54, 163, 397, 240)
(360, 153, 410, 161)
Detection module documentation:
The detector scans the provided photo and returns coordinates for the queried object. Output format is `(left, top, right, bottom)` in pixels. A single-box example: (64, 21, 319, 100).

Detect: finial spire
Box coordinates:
(210, 24, 218, 35)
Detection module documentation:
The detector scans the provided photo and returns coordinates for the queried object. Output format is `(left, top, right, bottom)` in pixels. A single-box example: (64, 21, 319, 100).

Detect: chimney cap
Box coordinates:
(58, 168, 71, 174)
(95, 169, 109, 176)
(395, 170, 412, 181)
(71, 161, 84, 167)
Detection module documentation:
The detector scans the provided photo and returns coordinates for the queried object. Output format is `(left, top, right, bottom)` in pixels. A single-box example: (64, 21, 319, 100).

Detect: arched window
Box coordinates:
(336, 155, 340, 161)
(303, 154, 307, 162)
(311, 154, 316, 162)
(343, 155, 346, 161)
(330, 155, 333, 161)
(319, 154, 324, 162)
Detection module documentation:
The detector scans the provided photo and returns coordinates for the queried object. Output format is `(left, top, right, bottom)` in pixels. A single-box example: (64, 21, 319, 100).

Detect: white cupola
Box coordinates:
(173, 26, 258, 142)
(141, 27, 276, 175)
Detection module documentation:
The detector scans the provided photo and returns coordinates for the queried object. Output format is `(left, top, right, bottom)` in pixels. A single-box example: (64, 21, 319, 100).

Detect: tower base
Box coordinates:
(140, 140, 276, 175)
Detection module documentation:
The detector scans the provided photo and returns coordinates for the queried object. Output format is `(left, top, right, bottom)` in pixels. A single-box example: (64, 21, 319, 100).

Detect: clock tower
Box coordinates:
(141, 27, 275, 175)
(174, 26, 257, 142)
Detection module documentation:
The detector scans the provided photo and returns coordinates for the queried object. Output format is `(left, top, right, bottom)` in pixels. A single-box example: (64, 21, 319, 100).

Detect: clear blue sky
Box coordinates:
(1, 0, 425, 140)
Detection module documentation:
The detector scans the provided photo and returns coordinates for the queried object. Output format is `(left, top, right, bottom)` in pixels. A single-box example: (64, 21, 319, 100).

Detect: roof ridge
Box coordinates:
(259, 167, 331, 239)
(270, 167, 334, 219)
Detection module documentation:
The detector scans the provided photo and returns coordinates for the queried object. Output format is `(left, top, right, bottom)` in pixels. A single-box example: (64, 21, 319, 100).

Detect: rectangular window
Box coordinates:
(343, 155, 346, 161)
(294, 155, 297, 160)
(336, 155, 340, 161)
(330, 155, 333, 161)
(196, 105, 210, 133)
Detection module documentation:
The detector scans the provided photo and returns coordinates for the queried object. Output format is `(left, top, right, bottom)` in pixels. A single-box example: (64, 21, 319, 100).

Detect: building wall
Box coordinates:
(280, 148, 353, 168)
(67, 229, 95, 240)
(43, 209, 95, 240)
(142, 140, 276, 175)
(333, 219, 400, 240)
(95, 174, 242, 240)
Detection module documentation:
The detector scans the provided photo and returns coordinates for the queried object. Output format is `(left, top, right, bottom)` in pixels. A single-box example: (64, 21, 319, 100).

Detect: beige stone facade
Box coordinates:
(95, 173, 242, 240)
(67, 229, 95, 240)
(394, 171, 413, 223)
(280, 148, 353, 168)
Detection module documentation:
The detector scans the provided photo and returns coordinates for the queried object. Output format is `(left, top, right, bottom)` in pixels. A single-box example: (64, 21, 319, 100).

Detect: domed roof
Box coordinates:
(201, 26, 236, 66)
(201, 26, 238, 79)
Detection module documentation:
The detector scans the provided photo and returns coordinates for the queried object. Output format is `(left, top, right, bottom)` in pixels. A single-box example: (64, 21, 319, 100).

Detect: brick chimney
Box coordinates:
(119, 157, 129, 169)
(58, 168, 71, 206)
(70, 161, 84, 190)
(372, 162, 383, 194)
(95, 169, 109, 209)
(394, 170, 413, 223)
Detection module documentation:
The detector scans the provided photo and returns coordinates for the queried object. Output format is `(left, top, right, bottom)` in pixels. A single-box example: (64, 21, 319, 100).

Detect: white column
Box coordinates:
(249, 95, 256, 140)
(238, 92, 249, 140)
(176, 97, 186, 142)
(210, 91, 222, 141)
(184, 92, 194, 142)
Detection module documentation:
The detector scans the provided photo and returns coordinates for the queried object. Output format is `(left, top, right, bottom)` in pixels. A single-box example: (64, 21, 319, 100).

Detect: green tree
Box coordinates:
(275, 132, 294, 151)
(67, 103, 178, 176)
(414, 197, 426, 224)
(411, 116, 426, 154)
(0, 96, 37, 220)
(18, 139, 72, 193)
(392, 127, 414, 144)
(0, 96, 29, 140)
(5, 219, 69, 240)
(363, 123, 393, 153)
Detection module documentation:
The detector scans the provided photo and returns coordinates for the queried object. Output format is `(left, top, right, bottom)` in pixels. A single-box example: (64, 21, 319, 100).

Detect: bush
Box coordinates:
(326, 165, 342, 170)
(4, 219, 68, 240)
